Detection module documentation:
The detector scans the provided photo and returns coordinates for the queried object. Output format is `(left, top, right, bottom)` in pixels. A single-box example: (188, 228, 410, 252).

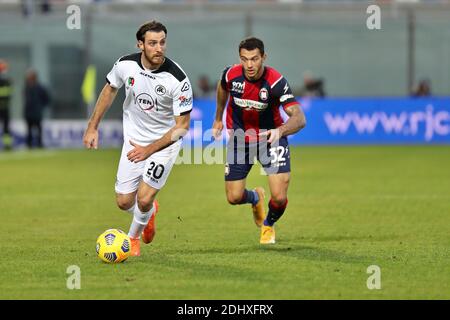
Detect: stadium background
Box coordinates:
(1, 0, 450, 300)
(1, 0, 449, 146)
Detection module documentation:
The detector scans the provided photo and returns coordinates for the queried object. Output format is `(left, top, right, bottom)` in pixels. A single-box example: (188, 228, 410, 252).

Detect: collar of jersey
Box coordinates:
(142, 57, 167, 73)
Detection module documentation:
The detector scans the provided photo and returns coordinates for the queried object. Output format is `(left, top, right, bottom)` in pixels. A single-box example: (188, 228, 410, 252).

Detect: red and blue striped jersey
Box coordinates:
(221, 64, 298, 141)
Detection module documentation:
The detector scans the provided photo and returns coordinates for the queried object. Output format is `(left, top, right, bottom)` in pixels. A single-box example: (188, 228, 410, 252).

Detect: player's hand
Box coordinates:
(83, 128, 99, 149)
(212, 120, 224, 140)
(127, 140, 153, 163)
(259, 128, 281, 144)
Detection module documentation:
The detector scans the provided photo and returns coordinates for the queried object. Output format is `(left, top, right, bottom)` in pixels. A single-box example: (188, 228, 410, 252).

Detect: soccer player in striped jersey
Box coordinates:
(212, 37, 306, 244)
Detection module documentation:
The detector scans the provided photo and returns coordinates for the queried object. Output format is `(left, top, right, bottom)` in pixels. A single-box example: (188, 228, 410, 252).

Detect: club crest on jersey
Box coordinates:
(128, 77, 135, 86)
(259, 88, 269, 101)
(155, 85, 166, 96)
(135, 93, 157, 112)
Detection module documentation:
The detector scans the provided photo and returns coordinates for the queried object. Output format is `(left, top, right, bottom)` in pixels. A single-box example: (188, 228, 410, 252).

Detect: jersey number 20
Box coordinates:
(147, 162, 165, 180)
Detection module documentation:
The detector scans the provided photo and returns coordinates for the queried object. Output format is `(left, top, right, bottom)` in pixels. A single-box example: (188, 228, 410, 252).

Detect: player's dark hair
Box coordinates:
(239, 37, 265, 56)
(136, 20, 167, 42)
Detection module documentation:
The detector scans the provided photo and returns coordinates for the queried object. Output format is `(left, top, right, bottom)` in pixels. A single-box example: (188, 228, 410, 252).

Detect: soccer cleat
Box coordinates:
(260, 225, 276, 244)
(142, 200, 159, 244)
(130, 237, 140, 256)
(252, 187, 265, 227)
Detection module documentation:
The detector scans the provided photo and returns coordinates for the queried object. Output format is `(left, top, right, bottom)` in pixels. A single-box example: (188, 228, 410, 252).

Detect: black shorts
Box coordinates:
(225, 135, 291, 181)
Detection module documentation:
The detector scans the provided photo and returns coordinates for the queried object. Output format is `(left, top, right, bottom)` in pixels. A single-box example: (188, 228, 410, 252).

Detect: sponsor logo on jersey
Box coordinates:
(136, 93, 158, 112)
(139, 71, 156, 80)
(155, 85, 166, 96)
(179, 95, 193, 108)
(231, 81, 245, 94)
(233, 97, 268, 111)
(181, 82, 190, 92)
(259, 88, 269, 101)
(280, 94, 294, 103)
(128, 77, 135, 86)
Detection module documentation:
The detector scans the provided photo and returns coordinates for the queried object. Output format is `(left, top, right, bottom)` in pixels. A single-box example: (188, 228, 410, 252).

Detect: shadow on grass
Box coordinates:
(258, 244, 370, 264)
(302, 233, 400, 243)
(152, 242, 372, 265)
(111, 244, 374, 294)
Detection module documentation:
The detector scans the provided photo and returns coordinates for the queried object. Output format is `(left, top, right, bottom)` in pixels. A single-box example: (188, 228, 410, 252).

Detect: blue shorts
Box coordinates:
(225, 135, 291, 181)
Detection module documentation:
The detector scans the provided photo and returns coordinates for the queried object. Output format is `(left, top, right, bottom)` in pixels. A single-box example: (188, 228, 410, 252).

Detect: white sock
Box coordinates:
(128, 204, 155, 239)
(126, 202, 136, 215)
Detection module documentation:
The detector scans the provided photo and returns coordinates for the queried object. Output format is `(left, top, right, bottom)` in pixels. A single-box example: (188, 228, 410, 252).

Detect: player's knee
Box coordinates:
(116, 198, 134, 211)
(137, 196, 154, 212)
(226, 193, 242, 205)
(270, 195, 288, 207)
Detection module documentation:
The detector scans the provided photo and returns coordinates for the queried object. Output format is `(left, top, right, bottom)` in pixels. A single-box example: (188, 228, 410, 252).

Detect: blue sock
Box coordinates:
(263, 219, 273, 227)
(238, 189, 259, 205)
(250, 190, 259, 205)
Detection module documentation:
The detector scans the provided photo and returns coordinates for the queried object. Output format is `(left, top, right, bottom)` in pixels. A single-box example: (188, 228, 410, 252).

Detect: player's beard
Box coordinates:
(143, 50, 165, 69)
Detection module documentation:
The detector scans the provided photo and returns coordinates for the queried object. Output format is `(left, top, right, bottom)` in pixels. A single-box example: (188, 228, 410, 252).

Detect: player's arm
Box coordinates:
(279, 104, 306, 137)
(83, 83, 118, 149)
(260, 103, 306, 144)
(127, 113, 190, 163)
(212, 80, 229, 139)
(212, 67, 231, 139)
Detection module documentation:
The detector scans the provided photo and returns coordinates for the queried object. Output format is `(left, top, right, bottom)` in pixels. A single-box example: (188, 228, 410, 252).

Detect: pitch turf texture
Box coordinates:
(0, 146, 449, 299)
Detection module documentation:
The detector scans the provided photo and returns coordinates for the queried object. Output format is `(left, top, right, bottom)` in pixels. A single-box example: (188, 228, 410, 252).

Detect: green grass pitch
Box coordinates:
(0, 145, 449, 299)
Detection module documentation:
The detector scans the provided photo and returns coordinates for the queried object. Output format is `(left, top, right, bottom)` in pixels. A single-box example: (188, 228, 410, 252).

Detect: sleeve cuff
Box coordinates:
(106, 77, 118, 89)
(179, 109, 192, 116)
(282, 101, 299, 110)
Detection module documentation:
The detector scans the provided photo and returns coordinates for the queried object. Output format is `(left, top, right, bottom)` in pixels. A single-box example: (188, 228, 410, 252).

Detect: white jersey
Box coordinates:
(106, 53, 193, 144)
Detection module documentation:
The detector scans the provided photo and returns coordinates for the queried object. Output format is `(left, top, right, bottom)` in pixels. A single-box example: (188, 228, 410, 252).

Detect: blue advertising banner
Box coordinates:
(3, 97, 449, 149)
(297, 97, 450, 144)
(192, 97, 450, 145)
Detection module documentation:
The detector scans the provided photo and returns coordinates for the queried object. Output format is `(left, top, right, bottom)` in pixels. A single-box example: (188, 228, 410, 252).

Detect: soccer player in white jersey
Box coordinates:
(83, 21, 193, 256)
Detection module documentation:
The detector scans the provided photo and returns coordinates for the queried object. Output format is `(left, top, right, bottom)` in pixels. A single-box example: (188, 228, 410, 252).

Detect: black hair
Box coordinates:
(136, 20, 167, 42)
(239, 37, 265, 55)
